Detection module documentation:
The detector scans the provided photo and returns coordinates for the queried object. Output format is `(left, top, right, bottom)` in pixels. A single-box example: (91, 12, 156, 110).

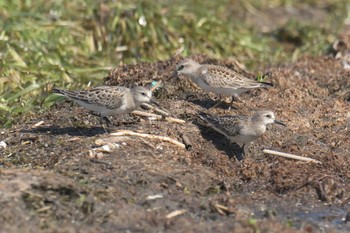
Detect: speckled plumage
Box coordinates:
(176, 59, 272, 97)
(199, 110, 286, 156)
(53, 86, 155, 125)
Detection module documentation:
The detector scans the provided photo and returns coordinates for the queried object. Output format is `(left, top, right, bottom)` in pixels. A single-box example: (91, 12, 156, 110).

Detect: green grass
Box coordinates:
(0, 0, 348, 126)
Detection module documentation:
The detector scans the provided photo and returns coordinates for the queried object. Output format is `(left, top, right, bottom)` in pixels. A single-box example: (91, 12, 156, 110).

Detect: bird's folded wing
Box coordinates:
(74, 87, 124, 109)
(212, 115, 244, 137)
(201, 66, 261, 89)
(202, 114, 244, 137)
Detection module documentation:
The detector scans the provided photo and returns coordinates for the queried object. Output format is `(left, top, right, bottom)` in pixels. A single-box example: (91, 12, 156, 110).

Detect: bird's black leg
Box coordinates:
(232, 142, 245, 161)
(210, 95, 224, 109)
(98, 116, 113, 134)
(234, 144, 246, 160)
(210, 100, 223, 109)
(242, 144, 246, 156)
(90, 112, 110, 133)
(102, 116, 113, 126)
(231, 94, 242, 103)
(228, 95, 241, 110)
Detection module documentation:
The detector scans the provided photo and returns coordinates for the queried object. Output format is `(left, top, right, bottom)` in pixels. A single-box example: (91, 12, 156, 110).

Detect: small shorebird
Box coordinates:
(53, 86, 159, 126)
(176, 59, 272, 107)
(199, 110, 286, 158)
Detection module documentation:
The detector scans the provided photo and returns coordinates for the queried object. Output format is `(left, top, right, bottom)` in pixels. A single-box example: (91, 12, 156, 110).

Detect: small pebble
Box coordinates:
(0, 141, 7, 149)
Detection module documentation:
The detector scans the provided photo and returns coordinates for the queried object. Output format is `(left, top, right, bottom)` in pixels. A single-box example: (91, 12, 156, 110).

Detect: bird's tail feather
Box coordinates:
(52, 88, 76, 98)
(258, 72, 274, 87)
(199, 112, 214, 123)
(259, 81, 274, 87)
(52, 88, 65, 95)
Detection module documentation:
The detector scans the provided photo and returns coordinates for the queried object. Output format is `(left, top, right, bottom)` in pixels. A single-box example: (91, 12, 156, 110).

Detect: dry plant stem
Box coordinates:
(166, 209, 187, 219)
(263, 149, 322, 164)
(141, 103, 170, 117)
(173, 47, 184, 57)
(110, 130, 186, 149)
(32, 120, 44, 128)
(132, 110, 185, 124)
(150, 80, 163, 92)
(181, 133, 192, 151)
(214, 204, 230, 215)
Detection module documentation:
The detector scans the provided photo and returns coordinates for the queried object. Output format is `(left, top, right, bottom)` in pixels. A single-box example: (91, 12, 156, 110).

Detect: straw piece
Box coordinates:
(263, 149, 321, 164)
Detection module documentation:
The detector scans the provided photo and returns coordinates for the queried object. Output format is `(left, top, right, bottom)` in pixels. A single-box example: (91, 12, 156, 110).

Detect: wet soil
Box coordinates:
(1, 53, 349, 232)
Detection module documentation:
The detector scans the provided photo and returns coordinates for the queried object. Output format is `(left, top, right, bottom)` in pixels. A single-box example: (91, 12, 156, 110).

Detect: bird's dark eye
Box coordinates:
(141, 92, 146, 96)
(266, 114, 271, 118)
(176, 64, 184, 71)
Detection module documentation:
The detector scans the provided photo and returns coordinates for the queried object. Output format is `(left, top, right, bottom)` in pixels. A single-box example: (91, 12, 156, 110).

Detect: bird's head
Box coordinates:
(256, 110, 286, 127)
(175, 59, 201, 76)
(132, 86, 159, 107)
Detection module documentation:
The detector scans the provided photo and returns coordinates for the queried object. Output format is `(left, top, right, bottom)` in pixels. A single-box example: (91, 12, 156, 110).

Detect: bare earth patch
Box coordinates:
(1, 55, 350, 232)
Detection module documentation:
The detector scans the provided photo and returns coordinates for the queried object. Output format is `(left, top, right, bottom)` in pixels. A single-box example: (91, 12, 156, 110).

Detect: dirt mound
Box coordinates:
(1, 55, 349, 232)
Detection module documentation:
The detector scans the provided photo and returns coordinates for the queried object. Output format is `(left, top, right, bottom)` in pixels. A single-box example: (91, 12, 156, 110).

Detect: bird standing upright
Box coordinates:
(176, 59, 272, 107)
(199, 110, 286, 158)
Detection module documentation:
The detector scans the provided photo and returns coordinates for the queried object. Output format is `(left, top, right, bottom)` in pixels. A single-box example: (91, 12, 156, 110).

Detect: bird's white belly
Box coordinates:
(74, 100, 105, 113)
(230, 134, 259, 144)
(101, 104, 135, 116)
(210, 87, 248, 95)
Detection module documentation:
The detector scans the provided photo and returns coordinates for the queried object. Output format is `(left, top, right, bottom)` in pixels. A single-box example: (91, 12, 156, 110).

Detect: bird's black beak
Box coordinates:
(150, 98, 161, 107)
(274, 120, 286, 127)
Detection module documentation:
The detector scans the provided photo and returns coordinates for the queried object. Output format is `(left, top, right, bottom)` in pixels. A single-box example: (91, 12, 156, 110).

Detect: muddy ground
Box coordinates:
(0, 53, 349, 233)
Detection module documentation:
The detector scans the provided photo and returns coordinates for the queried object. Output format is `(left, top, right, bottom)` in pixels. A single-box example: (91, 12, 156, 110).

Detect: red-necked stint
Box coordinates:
(53, 86, 158, 126)
(199, 110, 286, 157)
(176, 59, 272, 106)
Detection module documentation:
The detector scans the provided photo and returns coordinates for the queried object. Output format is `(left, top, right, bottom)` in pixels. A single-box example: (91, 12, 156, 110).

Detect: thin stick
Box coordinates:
(141, 103, 170, 117)
(181, 133, 192, 151)
(32, 120, 44, 128)
(132, 110, 185, 124)
(263, 149, 321, 164)
(150, 80, 162, 92)
(110, 130, 186, 149)
(166, 209, 187, 219)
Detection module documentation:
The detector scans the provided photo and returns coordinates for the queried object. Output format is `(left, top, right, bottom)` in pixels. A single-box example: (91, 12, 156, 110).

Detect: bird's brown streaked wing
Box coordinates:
(211, 115, 246, 137)
(200, 114, 245, 137)
(198, 66, 230, 87)
(71, 87, 125, 109)
(201, 66, 263, 89)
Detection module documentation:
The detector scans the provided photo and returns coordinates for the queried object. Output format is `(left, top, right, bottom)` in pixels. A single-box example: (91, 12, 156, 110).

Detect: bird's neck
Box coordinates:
(186, 73, 201, 84)
(246, 121, 267, 136)
(133, 100, 143, 108)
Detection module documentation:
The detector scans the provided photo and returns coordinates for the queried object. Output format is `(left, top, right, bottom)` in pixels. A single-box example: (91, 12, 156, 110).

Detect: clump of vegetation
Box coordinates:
(0, 0, 348, 125)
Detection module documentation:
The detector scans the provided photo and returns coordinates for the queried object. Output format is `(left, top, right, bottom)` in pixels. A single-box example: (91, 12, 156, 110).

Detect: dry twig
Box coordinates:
(263, 149, 321, 164)
(32, 121, 44, 128)
(132, 110, 185, 124)
(150, 80, 163, 92)
(141, 103, 170, 117)
(213, 204, 232, 215)
(181, 133, 192, 151)
(110, 130, 186, 149)
(166, 209, 187, 219)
